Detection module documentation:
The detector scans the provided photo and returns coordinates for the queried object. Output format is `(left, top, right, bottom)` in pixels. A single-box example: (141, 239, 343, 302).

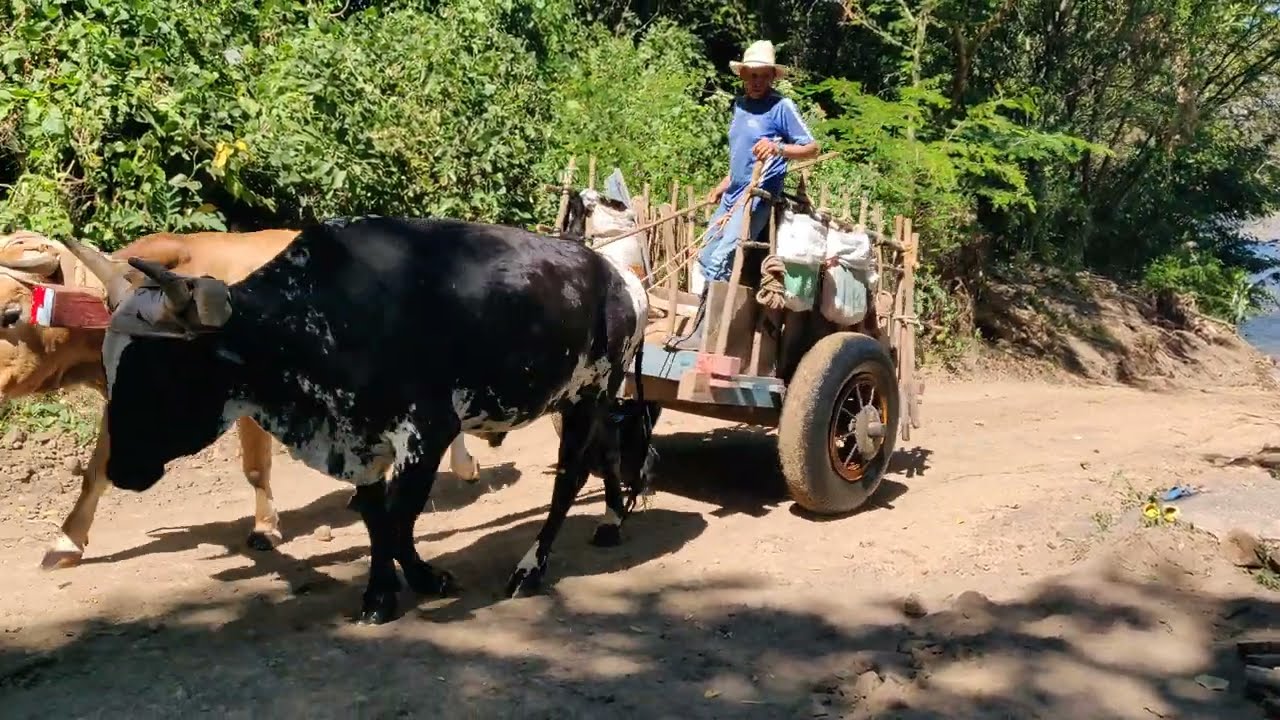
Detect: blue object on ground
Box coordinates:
(1163, 485, 1200, 501)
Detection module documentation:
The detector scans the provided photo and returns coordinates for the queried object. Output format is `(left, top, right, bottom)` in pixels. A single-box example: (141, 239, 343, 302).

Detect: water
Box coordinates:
(1240, 215, 1280, 357)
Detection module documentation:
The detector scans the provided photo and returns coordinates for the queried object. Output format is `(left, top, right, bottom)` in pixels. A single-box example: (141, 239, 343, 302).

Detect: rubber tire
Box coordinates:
(777, 331, 900, 515)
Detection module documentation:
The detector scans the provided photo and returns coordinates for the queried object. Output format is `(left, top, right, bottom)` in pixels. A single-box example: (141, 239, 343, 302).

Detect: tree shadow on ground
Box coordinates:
(2, 549, 1276, 719)
(79, 462, 524, 570)
(652, 426, 932, 519)
(194, 488, 707, 617)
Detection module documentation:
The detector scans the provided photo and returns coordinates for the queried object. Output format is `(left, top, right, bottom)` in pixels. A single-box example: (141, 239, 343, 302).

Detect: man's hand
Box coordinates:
(752, 138, 782, 160)
(706, 176, 730, 205)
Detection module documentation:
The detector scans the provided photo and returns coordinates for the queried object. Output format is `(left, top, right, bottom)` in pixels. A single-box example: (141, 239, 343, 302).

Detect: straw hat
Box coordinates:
(729, 40, 787, 78)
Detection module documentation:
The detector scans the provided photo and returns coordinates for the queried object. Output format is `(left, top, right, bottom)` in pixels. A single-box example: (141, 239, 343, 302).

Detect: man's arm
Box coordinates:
(752, 137, 818, 161)
(778, 140, 819, 160)
(753, 97, 819, 161)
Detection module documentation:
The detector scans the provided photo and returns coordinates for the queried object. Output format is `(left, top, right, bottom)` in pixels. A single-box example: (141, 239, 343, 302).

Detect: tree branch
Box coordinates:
(838, 0, 911, 50)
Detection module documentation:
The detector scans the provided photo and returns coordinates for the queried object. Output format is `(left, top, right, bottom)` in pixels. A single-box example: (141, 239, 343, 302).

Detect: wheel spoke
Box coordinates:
(828, 369, 892, 484)
(840, 441, 860, 468)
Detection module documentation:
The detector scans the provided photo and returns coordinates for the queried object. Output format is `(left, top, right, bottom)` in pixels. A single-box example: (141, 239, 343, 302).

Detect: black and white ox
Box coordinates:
(62, 216, 657, 625)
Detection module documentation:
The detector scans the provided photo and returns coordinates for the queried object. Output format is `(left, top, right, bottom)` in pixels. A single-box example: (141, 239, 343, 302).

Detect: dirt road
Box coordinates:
(1, 374, 1279, 719)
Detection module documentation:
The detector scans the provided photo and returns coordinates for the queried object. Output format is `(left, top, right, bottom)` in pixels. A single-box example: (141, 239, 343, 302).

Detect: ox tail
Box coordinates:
(627, 341, 661, 512)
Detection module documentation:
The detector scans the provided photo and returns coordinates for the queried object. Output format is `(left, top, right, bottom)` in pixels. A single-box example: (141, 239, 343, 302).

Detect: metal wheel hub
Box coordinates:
(852, 404, 884, 461)
(829, 372, 890, 483)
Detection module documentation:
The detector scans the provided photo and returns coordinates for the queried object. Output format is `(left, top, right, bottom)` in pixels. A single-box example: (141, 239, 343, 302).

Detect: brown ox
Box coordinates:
(0, 229, 483, 569)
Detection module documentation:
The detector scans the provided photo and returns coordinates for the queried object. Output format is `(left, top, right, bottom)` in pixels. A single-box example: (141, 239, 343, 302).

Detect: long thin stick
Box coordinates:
(553, 156, 577, 231)
(589, 198, 717, 251)
(788, 151, 840, 174)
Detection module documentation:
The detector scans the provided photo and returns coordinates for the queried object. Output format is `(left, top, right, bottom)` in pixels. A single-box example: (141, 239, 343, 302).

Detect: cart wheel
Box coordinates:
(778, 332, 900, 515)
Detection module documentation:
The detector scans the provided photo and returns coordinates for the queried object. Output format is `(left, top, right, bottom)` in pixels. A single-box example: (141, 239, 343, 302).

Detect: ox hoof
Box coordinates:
(40, 535, 85, 570)
(357, 591, 399, 626)
(590, 523, 622, 548)
(504, 565, 546, 599)
(401, 561, 455, 597)
(246, 529, 283, 552)
(456, 462, 481, 484)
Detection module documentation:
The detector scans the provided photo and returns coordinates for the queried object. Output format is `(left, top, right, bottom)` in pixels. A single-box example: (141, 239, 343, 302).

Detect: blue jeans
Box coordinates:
(697, 195, 772, 283)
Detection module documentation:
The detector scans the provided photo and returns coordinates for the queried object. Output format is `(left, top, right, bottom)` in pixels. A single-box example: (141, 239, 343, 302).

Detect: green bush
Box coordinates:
(0, 0, 728, 245)
(538, 19, 728, 205)
(1141, 249, 1272, 324)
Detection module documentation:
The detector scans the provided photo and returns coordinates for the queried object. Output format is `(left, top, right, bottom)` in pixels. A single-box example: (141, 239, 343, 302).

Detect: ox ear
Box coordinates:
(61, 238, 133, 309)
(191, 276, 233, 328)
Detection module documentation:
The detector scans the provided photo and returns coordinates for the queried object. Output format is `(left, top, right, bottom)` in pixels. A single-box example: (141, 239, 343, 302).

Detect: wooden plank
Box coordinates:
(675, 370, 785, 408)
(898, 217, 915, 442)
(703, 279, 755, 360)
(748, 198, 781, 376)
(905, 228, 922, 431)
(713, 161, 763, 356)
(588, 156, 596, 191)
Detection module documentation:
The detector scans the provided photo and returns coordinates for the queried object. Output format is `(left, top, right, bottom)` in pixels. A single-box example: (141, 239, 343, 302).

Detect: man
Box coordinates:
(669, 39, 820, 351)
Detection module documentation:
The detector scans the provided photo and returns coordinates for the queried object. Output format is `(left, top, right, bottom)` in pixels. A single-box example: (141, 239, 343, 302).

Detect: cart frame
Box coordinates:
(545, 154, 925, 515)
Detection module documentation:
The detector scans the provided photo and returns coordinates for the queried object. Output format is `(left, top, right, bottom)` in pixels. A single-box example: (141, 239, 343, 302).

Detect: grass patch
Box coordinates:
(1091, 510, 1115, 533)
(1253, 567, 1280, 592)
(0, 391, 100, 447)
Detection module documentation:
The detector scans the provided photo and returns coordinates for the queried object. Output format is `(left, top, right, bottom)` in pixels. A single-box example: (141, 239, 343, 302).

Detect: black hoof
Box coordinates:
(401, 561, 455, 597)
(590, 523, 622, 548)
(246, 531, 278, 552)
(505, 566, 545, 599)
(357, 591, 398, 625)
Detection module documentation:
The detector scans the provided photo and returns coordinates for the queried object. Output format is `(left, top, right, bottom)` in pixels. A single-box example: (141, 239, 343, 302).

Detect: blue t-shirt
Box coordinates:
(723, 92, 815, 208)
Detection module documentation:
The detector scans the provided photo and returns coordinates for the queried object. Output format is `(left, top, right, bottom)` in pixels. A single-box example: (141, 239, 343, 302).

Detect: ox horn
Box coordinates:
(127, 257, 192, 311)
(61, 238, 133, 309)
(127, 257, 232, 328)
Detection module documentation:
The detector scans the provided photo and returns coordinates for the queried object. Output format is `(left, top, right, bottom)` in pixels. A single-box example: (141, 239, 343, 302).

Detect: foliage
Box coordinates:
(800, 78, 1099, 264)
(538, 20, 729, 214)
(913, 265, 975, 366)
(2, 0, 1279, 370)
(1141, 250, 1272, 325)
(238, 5, 553, 225)
(0, 393, 99, 446)
(0, 0, 723, 246)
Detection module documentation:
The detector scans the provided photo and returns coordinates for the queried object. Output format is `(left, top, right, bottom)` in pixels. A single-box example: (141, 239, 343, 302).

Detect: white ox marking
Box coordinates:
(446, 256, 650, 486)
(514, 542, 541, 574)
(384, 411, 422, 474)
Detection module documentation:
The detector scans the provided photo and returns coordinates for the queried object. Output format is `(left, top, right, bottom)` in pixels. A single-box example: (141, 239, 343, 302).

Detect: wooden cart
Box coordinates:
(546, 155, 924, 515)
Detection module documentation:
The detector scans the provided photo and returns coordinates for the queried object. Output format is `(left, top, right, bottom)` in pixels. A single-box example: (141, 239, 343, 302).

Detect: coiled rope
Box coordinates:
(756, 254, 788, 311)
